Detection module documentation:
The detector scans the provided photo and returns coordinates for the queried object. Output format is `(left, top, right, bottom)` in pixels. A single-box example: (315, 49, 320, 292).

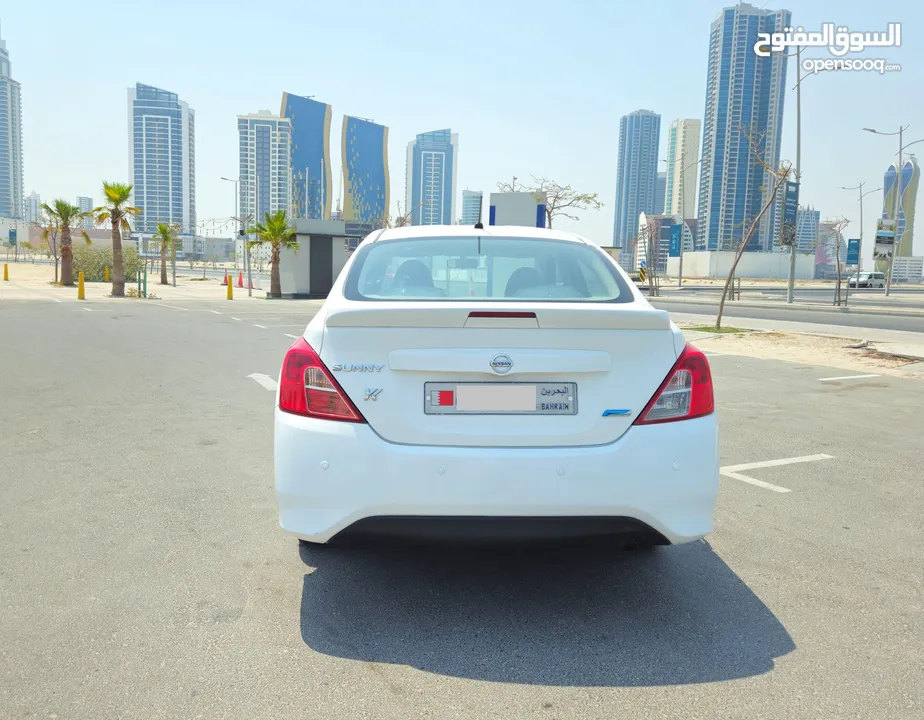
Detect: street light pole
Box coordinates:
(786, 45, 802, 304)
(862, 125, 910, 296)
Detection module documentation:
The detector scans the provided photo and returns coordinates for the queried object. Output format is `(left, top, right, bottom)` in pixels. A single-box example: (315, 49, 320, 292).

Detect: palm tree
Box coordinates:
(94, 182, 141, 297)
(249, 210, 298, 298)
(40, 199, 91, 285)
(152, 223, 177, 285)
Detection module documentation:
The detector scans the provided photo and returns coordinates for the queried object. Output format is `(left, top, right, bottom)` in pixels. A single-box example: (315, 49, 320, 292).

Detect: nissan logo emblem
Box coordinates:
(490, 354, 513, 374)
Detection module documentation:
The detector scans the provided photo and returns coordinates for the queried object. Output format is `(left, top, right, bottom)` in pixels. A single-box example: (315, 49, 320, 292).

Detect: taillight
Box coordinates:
(278, 338, 366, 423)
(633, 344, 714, 425)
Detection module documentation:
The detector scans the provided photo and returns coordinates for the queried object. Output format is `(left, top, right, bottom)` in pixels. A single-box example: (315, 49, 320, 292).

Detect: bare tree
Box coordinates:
(378, 200, 429, 229)
(36, 213, 61, 283)
(497, 176, 603, 229)
(644, 215, 663, 297)
(715, 131, 792, 329)
(820, 217, 850, 305)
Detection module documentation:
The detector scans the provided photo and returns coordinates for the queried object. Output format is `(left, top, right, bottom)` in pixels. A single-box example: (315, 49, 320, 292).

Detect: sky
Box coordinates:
(4, 0, 922, 264)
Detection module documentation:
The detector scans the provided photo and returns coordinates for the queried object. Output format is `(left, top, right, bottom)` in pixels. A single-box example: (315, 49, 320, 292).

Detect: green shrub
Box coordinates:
(73, 245, 143, 282)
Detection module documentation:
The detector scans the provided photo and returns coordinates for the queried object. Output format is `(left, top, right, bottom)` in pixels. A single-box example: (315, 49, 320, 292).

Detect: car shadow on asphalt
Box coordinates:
(297, 539, 795, 686)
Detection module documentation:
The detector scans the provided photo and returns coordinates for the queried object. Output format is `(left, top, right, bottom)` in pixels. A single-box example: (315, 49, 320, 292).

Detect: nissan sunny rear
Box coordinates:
(274, 226, 719, 547)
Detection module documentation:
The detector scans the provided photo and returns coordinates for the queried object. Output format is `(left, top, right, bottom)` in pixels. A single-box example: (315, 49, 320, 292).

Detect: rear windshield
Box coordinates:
(344, 236, 633, 303)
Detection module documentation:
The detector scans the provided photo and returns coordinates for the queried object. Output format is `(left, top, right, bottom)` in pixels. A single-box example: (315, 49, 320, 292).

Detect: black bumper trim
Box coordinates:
(327, 516, 670, 546)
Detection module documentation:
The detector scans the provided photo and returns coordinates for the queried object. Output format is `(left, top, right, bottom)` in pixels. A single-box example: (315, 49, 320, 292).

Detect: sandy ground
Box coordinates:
(690, 329, 924, 378)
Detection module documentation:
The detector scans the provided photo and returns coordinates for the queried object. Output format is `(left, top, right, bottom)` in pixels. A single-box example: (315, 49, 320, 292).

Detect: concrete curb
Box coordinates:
(653, 296, 923, 318)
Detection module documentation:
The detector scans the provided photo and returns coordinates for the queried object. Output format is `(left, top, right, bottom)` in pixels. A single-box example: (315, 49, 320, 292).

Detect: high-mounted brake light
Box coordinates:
(633, 344, 714, 425)
(467, 311, 537, 319)
(278, 338, 366, 423)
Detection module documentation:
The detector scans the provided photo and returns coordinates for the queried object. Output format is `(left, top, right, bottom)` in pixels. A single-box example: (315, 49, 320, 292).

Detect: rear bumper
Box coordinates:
(274, 412, 719, 545)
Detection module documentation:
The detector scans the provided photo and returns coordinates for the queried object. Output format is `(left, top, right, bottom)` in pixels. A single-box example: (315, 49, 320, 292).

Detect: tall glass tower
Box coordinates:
(461, 190, 483, 225)
(882, 156, 920, 260)
(612, 109, 661, 266)
(281, 93, 332, 220)
(128, 83, 196, 234)
(664, 118, 701, 220)
(697, 4, 790, 253)
(342, 116, 389, 226)
(0, 22, 23, 220)
(405, 129, 458, 225)
(237, 111, 292, 225)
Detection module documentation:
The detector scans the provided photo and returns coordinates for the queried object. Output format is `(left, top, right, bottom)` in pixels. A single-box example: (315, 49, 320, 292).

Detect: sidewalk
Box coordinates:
(0, 263, 268, 303)
(655, 293, 924, 317)
(675, 310, 924, 377)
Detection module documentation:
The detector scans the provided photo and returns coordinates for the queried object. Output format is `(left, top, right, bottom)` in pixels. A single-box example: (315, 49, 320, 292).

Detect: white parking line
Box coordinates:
(284, 333, 299, 339)
(231, 317, 242, 322)
(254, 324, 267, 329)
(210, 310, 221, 314)
(53, 299, 62, 303)
(818, 373, 881, 382)
(720, 454, 834, 493)
(247, 373, 278, 391)
(721, 471, 791, 493)
(82, 307, 92, 311)
(159, 304, 190, 311)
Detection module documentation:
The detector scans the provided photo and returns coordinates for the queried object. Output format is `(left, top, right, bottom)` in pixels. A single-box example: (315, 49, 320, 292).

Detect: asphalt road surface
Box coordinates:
(1, 297, 922, 719)
(651, 299, 924, 333)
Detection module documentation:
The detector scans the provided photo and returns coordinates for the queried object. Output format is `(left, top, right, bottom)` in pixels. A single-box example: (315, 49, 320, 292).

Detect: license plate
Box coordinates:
(424, 382, 578, 415)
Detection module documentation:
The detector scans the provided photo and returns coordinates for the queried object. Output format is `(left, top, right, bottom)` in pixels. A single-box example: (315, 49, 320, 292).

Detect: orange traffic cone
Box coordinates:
(249, 279, 254, 289)
(221, 273, 227, 285)
(237, 271, 244, 288)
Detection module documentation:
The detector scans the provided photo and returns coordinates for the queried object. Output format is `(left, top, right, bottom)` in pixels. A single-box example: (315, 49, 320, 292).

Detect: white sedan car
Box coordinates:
(274, 226, 719, 547)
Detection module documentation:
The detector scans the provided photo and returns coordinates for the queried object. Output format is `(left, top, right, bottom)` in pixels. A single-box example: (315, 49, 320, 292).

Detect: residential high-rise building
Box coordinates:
(77, 196, 94, 229)
(882, 155, 920, 259)
(697, 4, 790, 253)
(612, 109, 661, 266)
(796, 207, 819, 255)
(654, 172, 666, 215)
(461, 189, 483, 225)
(128, 83, 196, 234)
(664, 118, 701, 219)
(281, 93, 332, 220)
(342, 116, 389, 226)
(24, 191, 40, 223)
(0, 22, 23, 220)
(405, 129, 458, 225)
(237, 111, 292, 227)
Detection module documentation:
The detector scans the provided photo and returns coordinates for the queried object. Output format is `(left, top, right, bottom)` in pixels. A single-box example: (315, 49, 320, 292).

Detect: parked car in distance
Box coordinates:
(848, 271, 886, 288)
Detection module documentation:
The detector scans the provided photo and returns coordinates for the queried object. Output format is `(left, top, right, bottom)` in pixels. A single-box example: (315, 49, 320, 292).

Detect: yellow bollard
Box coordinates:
(3, 263, 7, 281)
(77, 272, 85, 300)
(226, 275, 233, 300)
(104, 266, 109, 282)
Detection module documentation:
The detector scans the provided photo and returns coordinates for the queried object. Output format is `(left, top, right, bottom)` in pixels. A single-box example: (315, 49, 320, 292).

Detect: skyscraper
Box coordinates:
(77, 196, 94, 229)
(0, 22, 23, 220)
(612, 110, 661, 265)
(342, 116, 389, 226)
(24, 192, 40, 223)
(882, 155, 920, 259)
(654, 172, 667, 215)
(281, 93, 332, 220)
(664, 118, 701, 219)
(128, 83, 196, 234)
(796, 206, 819, 255)
(697, 4, 790, 253)
(461, 190, 483, 225)
(405, 129, 458, 225)
(237, 111, 292, 226)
